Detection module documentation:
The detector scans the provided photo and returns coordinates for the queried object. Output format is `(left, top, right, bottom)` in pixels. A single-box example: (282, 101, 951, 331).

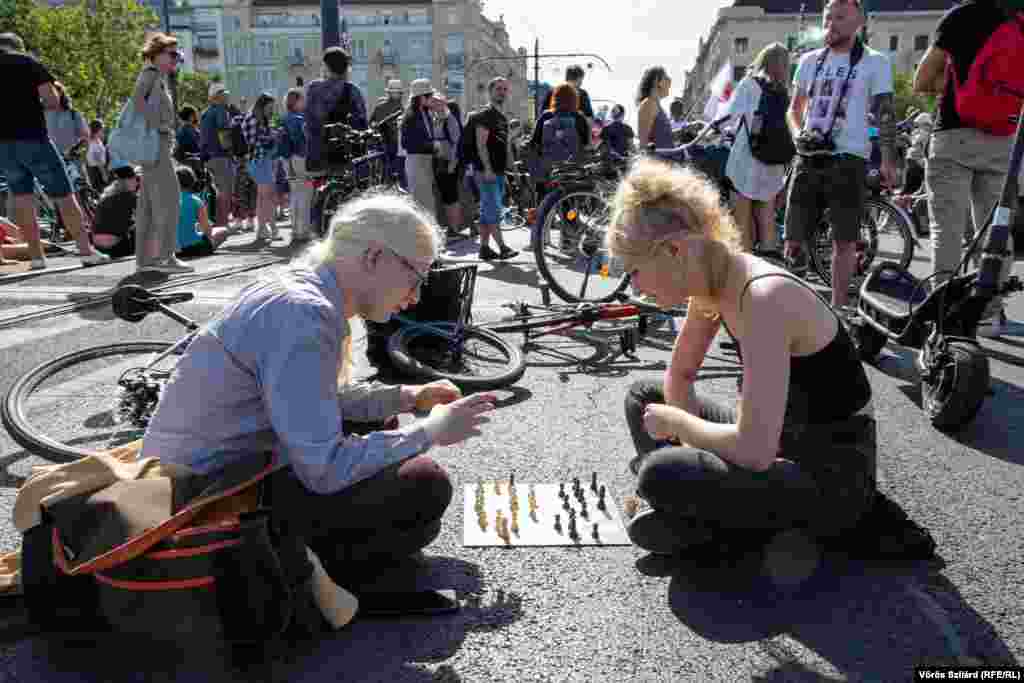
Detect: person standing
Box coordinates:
(371, 79, 406, 188)
(281, 88, 313, 242)
(45, 81, 89, 156)
(85, 119, 109, 192)
(401, 79, 443, 219)
(200, 83, 236, 231)
(784, 0, 898, 309)
(599, 104, 636, 158)
(636, 66, 674, 149)
(305, 47, 368, 176)
(0, 32, 108, 268)
(913, 0, 1020, 337)
(545, 64, 595, 130)
(242, 92, 281, 243)
(434, 96, 465, 238)
(132, 32, 190, 274)
(722, 43, 791, 255)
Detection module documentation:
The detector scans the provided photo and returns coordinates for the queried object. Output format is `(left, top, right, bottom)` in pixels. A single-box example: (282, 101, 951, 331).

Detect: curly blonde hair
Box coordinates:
(141, 32, 178, 61)
(606, 158, 742, 316)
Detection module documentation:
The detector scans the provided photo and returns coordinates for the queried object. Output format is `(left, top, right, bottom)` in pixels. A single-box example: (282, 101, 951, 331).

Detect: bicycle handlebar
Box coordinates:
(646, 114, 732, 160)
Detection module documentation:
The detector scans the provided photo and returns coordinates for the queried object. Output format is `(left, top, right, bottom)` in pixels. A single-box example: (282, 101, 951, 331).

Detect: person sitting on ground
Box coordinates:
(0, 216, 63, 262)
(91, 165, 139, 259)
(174, 165, 227, 259)
(608, 158, 877, 556)
(141, 191, 496, 593)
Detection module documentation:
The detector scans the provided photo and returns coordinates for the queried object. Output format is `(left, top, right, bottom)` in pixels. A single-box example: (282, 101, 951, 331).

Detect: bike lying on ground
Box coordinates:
(848, 104, 1024, 431)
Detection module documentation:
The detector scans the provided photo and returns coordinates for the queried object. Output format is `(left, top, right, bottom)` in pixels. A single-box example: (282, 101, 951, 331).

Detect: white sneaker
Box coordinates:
(977, 309, 1008, 339)
(81, 251, 111, 267)
(150, 258, 195, 275)
(30, 257, 47, 270)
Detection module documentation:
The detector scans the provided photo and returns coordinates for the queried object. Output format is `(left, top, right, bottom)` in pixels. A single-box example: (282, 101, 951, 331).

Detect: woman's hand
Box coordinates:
(421, 393, 496, 446)
(643, 403, 685, 441)
(401, 380, 463, 413)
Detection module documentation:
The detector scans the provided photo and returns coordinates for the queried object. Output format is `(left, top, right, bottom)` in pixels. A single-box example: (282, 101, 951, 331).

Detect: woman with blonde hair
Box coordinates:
(722, 42, 792, 255)
(142, 191, 496, 590)
(608, 159, 876, 556)
(132, 32, 191, 273)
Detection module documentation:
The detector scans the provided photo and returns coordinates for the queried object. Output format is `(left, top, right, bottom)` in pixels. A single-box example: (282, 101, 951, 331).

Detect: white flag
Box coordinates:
(702, 60, 735, 121)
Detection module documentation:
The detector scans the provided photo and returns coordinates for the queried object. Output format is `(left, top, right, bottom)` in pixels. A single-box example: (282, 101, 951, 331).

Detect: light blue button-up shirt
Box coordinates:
(141, 264, 433, 494)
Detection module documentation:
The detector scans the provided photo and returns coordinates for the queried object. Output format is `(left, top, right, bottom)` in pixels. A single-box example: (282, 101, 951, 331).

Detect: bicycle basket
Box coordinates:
(403, 264, 478, 326)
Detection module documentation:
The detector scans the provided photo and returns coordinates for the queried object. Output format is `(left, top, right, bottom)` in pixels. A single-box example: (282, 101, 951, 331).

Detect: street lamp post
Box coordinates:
(321, 0, 340, 49)
(162, 0, 179, 128)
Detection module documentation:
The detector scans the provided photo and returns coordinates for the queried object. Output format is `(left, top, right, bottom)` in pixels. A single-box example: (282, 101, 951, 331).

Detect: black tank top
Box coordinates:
(738, 273, 872, 424)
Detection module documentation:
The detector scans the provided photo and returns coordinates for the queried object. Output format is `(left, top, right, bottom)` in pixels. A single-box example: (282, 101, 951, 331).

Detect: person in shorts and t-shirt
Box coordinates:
(913, 0, 1019, 338)
(465, 77, 518, 261)
(784, 0, 898, 309)
(200, 83, 235, 230)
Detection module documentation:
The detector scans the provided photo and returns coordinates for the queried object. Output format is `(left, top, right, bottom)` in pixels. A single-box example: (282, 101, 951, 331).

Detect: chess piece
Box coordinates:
(494, 480, 502, 496)
(554, 514, 562, 533)
(597, 485, 607, 511)
(563, 497, 571, 512)
(592, 522, 600, 540)
(509, 471, 515, 490)
(511, 518, 519, 536)
(591, 471, 598, 493)
(580, 500, 588, 519)
(568, 515, 578, 540)
(559, 482, 566, 499)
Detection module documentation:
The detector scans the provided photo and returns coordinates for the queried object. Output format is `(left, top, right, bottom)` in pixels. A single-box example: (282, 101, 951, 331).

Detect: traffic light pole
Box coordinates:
(321, 0, 340, 49)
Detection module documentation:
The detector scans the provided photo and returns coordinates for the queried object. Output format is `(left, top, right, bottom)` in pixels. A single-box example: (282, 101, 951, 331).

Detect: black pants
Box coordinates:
(624, 380, 876, 549)
(93, 232, 135, 259)
(266, 418, 453, 588)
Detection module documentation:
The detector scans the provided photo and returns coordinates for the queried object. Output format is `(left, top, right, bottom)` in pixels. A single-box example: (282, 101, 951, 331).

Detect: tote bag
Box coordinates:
(107, 85, 159, 167)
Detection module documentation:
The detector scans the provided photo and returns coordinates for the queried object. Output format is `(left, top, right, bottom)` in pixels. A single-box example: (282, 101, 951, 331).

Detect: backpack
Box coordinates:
(229, 115, 249, 158)
(457, 109, 480, 166)
(950, 16, 1024, 136)
(541, 113, 582, 170)
(745, 77, 796, 165)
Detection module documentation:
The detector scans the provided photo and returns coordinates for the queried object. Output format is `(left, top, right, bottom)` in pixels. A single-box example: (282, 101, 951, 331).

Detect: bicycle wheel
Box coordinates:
(808, 197, 915, 292)
(387, 323, 526, 391)
(534, 187, 629, 303)
(2, 341, 183, 463)
(318, 183, 352, 238)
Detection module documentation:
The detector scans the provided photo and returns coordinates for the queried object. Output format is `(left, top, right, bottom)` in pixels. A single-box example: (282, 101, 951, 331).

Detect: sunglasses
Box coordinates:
(164, 48, 185, 64)
(392, 250, 429, 293)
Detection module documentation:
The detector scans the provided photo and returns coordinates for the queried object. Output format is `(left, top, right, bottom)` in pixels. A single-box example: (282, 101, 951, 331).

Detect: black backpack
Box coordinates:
(457, 109, 479, 166)
(745, 77, 796, 166)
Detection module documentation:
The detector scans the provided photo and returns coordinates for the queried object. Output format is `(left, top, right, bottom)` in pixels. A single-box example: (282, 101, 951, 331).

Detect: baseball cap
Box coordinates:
(209, 82, 229, 98)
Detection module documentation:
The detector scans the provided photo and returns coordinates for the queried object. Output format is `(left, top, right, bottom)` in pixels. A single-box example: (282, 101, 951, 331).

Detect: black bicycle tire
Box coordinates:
(922, 340, 990, 432)
(387, 325, 526, 391)
(533, 187, 630, 304)
(2, 341, 175, 463)
(808, 197, 915, 288)
(318, 184, 351, 238)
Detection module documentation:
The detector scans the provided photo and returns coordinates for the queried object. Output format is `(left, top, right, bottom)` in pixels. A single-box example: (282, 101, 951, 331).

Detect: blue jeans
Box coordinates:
(0, 138, 73, 196)
(478, 175, 505, 226)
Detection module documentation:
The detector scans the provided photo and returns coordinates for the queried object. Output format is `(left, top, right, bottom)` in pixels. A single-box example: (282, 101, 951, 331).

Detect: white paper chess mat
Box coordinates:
(463, 482, 630, 547)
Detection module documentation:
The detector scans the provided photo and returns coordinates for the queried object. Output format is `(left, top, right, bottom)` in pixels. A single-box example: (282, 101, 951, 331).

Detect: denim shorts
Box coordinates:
(0, 138, 73, 196)
(478, 175, 505, 225)
(247, 156, 275, 186)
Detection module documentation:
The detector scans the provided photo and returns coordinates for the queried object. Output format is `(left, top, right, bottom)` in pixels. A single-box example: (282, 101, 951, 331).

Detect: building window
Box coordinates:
(409, 8, 429, 24)
(914, 34, 929, 51)
(889, 35, 899, 52)
(446, 8, 459, 25)
(734, 37, 749, 55)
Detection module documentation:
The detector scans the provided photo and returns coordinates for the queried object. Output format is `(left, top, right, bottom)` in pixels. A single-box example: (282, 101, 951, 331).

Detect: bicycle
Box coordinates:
(848, 102, 1024, 431)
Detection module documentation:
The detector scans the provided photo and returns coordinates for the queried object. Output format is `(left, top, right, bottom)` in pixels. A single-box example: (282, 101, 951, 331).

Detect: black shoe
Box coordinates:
(479, 246, 500, 261)
(626, 508, 716, 555)
(365, 337, 391, 367)
(496, 246, 519, 260)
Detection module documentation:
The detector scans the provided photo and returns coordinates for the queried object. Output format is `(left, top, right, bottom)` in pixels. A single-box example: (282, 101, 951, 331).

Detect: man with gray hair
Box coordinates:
(0, 32, 109, 268)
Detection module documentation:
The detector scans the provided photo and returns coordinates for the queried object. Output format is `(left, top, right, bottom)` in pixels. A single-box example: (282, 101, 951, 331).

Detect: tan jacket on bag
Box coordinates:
(0, 440, 358, 630)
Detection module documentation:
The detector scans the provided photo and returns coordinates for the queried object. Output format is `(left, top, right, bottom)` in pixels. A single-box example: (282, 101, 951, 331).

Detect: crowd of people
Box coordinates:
(1, 0, 1021, 643)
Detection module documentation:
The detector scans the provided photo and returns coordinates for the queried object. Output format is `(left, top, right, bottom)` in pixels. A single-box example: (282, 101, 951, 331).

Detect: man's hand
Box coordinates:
(421, 393, 496, 446)
(401, 380, 463, 413)
(642, 403, 685, 441)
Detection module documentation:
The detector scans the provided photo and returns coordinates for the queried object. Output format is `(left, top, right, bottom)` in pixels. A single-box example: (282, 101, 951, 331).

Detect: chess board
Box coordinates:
(463, 480, 631, 547)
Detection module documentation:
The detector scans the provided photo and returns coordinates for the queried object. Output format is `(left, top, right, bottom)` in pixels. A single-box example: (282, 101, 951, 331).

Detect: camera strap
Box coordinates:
(803, 38, 865, 142)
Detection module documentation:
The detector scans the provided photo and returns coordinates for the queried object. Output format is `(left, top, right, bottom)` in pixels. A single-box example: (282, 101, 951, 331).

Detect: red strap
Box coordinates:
(145, 538, 242, 560)
(94, 572, 215, 591)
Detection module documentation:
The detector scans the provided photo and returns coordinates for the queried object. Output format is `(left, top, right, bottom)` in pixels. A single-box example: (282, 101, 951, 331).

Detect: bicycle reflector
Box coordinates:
(566, 209, 578, 221)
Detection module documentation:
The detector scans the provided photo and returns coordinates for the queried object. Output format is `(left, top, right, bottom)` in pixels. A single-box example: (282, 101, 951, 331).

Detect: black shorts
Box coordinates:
(903, 160, 924, 196)
(176, 234, 215, 259)
(784, 154, 867, 244)
(435, 169, 460, 206)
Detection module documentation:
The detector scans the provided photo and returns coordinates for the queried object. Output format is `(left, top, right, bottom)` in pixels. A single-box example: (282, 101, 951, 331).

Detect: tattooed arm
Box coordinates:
(871, 92, 899, 186)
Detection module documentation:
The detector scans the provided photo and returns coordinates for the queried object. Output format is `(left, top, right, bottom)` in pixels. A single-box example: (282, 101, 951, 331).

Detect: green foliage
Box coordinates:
(893, 70, 938, 120)
(177, 71, 220, 116)
(5, 0, 159, 126)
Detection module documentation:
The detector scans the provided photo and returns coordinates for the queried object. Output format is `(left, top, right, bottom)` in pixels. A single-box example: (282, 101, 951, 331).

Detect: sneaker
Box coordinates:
(150, 258, 195, 275)
(626, 508, 715, 555)
(479, 246, 500, 261)
(81, 251, 111, 267)
(30, 257, 47, 270)
(977, 308, 1008, 339)
(496, 246, 519, 260)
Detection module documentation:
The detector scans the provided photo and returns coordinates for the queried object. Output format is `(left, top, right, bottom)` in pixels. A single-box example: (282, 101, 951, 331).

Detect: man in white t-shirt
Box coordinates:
(783, 0, 898, 308)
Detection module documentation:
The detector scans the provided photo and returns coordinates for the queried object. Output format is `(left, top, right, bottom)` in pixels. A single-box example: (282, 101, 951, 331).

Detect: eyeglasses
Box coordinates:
(392, 250, 429, 293)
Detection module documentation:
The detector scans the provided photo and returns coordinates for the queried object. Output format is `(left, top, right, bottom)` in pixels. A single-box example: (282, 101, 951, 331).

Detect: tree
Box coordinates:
(178, 71, 221, 115)
(5, 0, 159, 126)
(893, 70, 938, 121)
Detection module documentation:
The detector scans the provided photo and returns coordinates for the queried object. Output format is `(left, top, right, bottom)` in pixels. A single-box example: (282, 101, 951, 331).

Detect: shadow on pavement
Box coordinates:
(5, 557, 513, 682)
(660, 551, 1017, 680)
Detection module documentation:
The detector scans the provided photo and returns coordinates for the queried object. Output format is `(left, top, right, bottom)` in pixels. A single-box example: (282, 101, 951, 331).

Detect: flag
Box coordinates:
(703, 60, 735, 121)
(340, 16, 352, 53)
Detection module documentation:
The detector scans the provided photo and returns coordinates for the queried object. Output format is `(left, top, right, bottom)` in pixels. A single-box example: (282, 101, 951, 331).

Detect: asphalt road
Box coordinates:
(0, 225, 1021, 682)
